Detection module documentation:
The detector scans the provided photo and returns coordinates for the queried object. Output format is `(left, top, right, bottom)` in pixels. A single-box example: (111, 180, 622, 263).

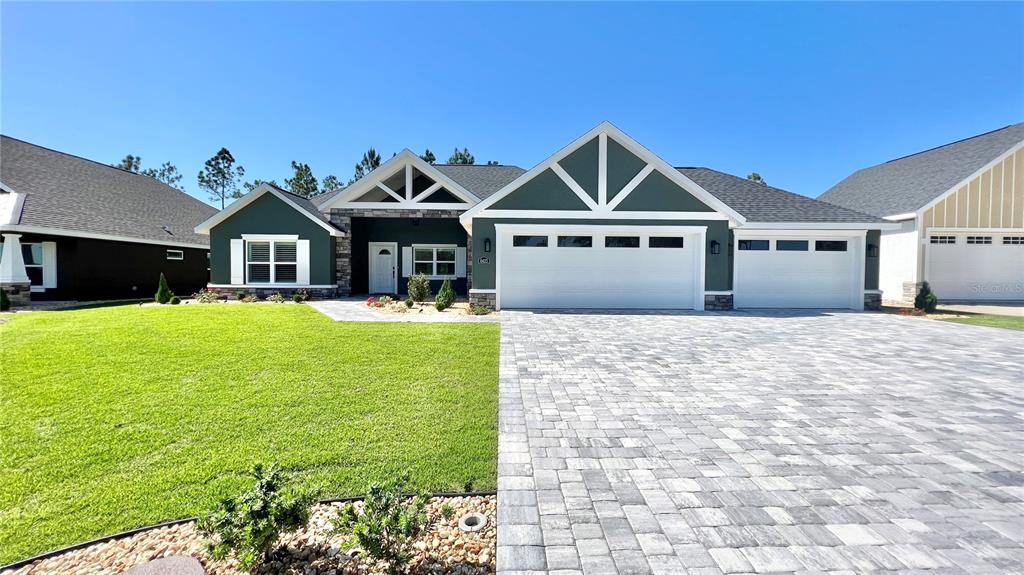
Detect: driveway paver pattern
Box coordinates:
(496, 310, 1024, 575)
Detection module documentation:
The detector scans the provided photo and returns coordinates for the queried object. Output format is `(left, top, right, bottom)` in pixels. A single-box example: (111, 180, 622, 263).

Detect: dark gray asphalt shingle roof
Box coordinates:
(679, 167, 887, 223)
(312, 163, 525, 207)
(819, 123, 1024, 217)
(1, 135, 217, 246)
(264, 183, 341, 230)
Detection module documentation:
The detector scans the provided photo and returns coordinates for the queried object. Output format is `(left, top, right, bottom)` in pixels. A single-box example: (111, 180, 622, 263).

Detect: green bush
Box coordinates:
(267, 293, 284, 303)
(914, 282, 938, 313)
(193, 289, 221, 304)
(404, 297, 414, 308)
(197, 464, 316, 572)
(468, 304, 490, 315)
(155, 273, 174, 304)
(331, 473, 429, 575)
(440, 503, 455, 521)
(292, 290, 309, 303)
(407, 274, 431, 303)
(0, 289, 9, 312)
(236, 292, 247, 301)
(169, 296, 181, 305)
(435, 279, 455, 311)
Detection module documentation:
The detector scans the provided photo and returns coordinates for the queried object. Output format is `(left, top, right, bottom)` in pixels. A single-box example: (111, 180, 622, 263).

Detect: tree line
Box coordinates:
(113, 147, 500, 209)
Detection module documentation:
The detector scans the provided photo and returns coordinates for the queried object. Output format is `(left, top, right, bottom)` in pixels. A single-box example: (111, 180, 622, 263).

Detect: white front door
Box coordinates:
(368, 242, 397, 293)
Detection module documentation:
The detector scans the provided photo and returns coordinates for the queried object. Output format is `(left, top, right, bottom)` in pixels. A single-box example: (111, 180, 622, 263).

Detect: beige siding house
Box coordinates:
(820, 123, 1024, 303)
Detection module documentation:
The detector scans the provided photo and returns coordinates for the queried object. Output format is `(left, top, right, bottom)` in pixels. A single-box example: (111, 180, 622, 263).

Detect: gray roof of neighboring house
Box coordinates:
(818, 123, 1024, 217)
(1, 135, 218, 247)
(264, 183, 342, 230)
(678, 167, 887, 223)
(312, 163, 525, 207)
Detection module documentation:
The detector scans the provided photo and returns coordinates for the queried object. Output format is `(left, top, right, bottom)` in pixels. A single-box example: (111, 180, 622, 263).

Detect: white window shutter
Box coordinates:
(42, 241, 57, 288)
(296, 239, 310, 285)
(456, 247, 467, 278)
(230, 239, 244, 284)
(401, 247, 412, 277)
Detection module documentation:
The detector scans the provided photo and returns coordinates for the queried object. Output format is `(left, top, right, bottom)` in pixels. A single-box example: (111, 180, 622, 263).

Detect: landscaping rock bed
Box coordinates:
(6, 496, 495, 575)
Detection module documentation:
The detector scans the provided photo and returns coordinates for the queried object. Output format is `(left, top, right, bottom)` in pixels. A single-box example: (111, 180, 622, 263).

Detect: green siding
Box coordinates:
(489, 168, 590, 211)
(471, 218, 731, 291)
(209, 192, 335, 285)
(559, 137, 599, 203)
(613, 171, 714, 212)
(606, 138, 647, 202)
(865, 229, 880, 290)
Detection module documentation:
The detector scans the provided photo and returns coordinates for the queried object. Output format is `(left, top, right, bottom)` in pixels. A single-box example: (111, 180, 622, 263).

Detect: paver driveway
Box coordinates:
(496, 310, 1024, 575)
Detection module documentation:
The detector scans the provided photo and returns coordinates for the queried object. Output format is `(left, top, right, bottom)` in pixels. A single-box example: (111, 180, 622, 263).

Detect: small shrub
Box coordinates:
(440, 503, 455, 521)
(468, 304, 490, 315)
(463, 480, 474, 493)
(292, 289, 309, 303)
(236, 292, 247, 301)
(404, 297, 414, 308)
(193, 289, 221, 304)
(914, 282, 938, 313)
(267, 293, 284, 303)
(377, 295, 393, 307)
(241, 294, 260, 303)
(0, 289, 9, 312)
(407, 274, 431, 303)
(197, 464, 316, 572)
(169, 295, 181, 305)
(331, 473, 429, 575)
(155, 273, 174, 304)
(435, 279, 455, 311)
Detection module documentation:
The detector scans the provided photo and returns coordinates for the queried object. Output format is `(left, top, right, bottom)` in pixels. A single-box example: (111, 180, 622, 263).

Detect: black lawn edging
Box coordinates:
(1, 490, 498, 572)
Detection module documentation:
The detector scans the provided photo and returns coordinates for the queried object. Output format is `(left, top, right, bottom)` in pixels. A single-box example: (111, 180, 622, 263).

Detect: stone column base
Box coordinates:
(704, 293, 734, 310)
(901, 281, 923, 303)
(864, 292, 882, 311)
(469, 290, 496, 310)
(1, 282, 32, 308)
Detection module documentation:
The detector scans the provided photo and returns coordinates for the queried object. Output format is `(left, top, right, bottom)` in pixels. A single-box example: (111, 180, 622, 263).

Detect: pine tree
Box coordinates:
(155, 272, 174, 304)
(435, 279, 456, 311)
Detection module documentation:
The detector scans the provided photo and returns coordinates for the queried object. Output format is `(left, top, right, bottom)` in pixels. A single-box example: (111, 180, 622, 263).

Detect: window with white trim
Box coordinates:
(22, 243, 43, 286)
(1004, 236, 1024, 245)
(246, 240, 297, 283)
(413, 245, 456, 277)
(966, 236, 992, 245)
(930, 236, 956, 244)
(166, 249, 184, 261)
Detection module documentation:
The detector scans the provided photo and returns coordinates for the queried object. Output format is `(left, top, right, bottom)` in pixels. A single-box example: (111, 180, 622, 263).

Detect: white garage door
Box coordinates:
(734, 236, 862, 309)
(926, 233, 1024, 301)
(497, 225, 704, 309)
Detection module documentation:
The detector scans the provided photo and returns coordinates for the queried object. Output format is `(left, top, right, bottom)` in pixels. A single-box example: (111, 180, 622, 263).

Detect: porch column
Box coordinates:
(0, 233, 30, 284)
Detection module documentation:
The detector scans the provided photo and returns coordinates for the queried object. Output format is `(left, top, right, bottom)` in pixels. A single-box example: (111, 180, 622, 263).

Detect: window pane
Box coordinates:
(274, 242, 297, 262)
(436, 262, 455, 276)
(414, 262, 433, 275)
(436, 248, 456, 262)
(26, 267, 43, 286)
(605, 236, 640, 248)
(414, 248, 433, 262)
(21, 244, 43, 265)
(557, 236, 592, 247)
(649, 237, 685, 248)
(166, 249, 184, 260)
(247, 241, 270, 262)
(738, 239, 769, 251)
(513, 235, 548, 247)
(275, 264, 297, 283)
(815, 240, 847, 252)
(248, 263, 270, 283)
(776, 240, 808, 251)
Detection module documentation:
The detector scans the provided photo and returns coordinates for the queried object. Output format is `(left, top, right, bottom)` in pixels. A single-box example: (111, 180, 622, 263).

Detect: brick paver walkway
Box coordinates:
(496, 310, 1024, 574)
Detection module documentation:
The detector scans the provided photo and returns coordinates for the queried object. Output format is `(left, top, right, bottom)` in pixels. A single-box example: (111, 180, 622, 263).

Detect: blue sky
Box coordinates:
(2, 2, 1021, 206)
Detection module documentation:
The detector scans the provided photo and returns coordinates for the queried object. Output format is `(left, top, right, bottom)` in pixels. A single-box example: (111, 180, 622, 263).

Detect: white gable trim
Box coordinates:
(459, 121, 748, 231)
(193, 184, 344, 237)
(317, 150, 481, 211)
(0, 181, 26, 225)
(916, 138, 1024, 216)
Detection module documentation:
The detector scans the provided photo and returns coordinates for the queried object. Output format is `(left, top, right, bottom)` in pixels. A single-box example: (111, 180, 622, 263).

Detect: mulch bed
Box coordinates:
(7, 495, 495, 575)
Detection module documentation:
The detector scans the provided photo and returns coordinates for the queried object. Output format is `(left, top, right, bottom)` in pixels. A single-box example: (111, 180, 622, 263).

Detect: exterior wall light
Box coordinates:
(867, 243, 879, 257)
(484, 238, 492, 253)
(710, 240, 721, 255)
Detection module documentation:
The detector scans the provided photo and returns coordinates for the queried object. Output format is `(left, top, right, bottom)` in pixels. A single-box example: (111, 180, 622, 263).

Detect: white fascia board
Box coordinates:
(493, 223, 709, 235)
(475, 209, 728, 221)
(0, 224, 210, 249)
(193, 184, 344, 237)
(918, 139, 1024, 214)
(733, 228, 869, 238)
(460, 121, 748, 228)
(337, 203, 473, 211)
(739, 222, 900, 230)
(0, 186, 25, 225)
(883, 212, 918, 221)
(926, 227, 1024, 233)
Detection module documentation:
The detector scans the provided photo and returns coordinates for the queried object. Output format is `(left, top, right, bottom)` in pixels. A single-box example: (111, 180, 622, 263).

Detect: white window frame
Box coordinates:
(412, 244, 457, 279)
(245, 238, 298, 284)
(166, 249, 184, 261)
(22, 242, 43, 289)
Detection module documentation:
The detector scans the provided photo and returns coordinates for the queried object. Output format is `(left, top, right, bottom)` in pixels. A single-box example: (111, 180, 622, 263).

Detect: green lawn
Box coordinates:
(941, 313, 1024, 331)
(0, 304, 499, 564)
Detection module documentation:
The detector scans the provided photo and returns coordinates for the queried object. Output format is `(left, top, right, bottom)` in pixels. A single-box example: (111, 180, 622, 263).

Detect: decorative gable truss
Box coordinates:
(319, 150, 480, 211)
(459, 122, 746, 230)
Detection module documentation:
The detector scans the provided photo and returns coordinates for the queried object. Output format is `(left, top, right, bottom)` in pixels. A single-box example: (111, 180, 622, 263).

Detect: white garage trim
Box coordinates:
(494, 224, 707, 311)
(733, 229, 866, 310)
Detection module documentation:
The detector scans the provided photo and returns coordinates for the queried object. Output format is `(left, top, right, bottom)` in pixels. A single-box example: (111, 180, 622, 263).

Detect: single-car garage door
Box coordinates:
(496, 224, 705, 309)
(734, 234, 863, 309)
(926, 233, 1024, 301)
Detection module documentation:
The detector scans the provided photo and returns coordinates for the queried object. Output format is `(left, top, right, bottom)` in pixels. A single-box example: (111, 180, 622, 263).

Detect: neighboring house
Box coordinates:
(0, 136, 217, 305)
(197, 122, 894, 310)
(820, 123, 1024, 303)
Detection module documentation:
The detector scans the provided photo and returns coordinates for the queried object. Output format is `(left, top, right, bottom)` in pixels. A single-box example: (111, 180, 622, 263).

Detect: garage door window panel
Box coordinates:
(738, 239, 769, 251)
(649, 237, 685, 248)
(776, 240, 808, 251)
(815, 240, 848, 252)
(966, 236, 993, 245)
(1004, 236, 1024, 245)
(513, 235, 548, 247)
(930, 236, 956, 244)
(557, 236, 593, 248)
(605, 236, 640, 248)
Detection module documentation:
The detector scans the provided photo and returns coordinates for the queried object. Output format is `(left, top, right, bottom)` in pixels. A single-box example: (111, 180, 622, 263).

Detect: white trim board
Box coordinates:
(472, 209, 729, 221)
(741, 222, 899, 230)
(193, 183, 345, 237)
(0, 224, 210, 249)
(926, 227, 1024, 234)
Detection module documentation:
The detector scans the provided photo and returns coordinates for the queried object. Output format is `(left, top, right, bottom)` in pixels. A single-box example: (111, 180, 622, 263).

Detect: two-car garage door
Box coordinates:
(496, 225, 705, 309)
(926, 233, 1024, 301)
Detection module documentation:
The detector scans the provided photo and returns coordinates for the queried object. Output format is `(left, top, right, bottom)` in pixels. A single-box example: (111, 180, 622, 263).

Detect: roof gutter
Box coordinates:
(0, 224, 210, 249)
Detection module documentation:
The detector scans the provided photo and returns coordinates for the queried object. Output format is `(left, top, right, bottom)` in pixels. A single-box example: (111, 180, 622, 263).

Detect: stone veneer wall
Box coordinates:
(469, 291, 496, 309)
(703, 294, 734, 311)
(205, 285, 338, 299)
(328, 208, 468, 296)
(864, 292, 882, 311)
(1, 282, 32, 308)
